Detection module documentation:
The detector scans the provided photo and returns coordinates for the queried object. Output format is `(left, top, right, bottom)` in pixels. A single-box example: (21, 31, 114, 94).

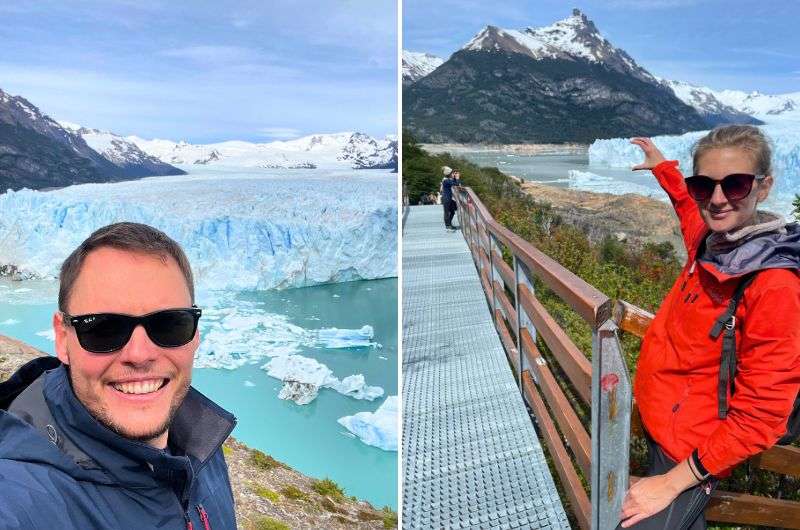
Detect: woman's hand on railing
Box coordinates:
(630, 138, 667, 171)
(619, 459, 698, 527)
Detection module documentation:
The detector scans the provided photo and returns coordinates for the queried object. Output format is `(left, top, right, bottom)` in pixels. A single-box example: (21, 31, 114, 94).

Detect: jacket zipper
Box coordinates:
(197, 504, 212, 530)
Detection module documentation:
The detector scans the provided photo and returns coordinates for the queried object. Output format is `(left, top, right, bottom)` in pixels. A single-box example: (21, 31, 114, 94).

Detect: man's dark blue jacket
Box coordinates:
(0, 357, 237, 529)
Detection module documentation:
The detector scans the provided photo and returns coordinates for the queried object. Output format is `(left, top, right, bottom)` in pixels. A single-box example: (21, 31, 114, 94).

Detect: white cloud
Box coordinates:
(257, 127, 302, 139)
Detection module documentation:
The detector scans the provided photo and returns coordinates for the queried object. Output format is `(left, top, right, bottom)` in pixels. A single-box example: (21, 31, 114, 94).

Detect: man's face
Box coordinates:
(54, 247, 197, 447)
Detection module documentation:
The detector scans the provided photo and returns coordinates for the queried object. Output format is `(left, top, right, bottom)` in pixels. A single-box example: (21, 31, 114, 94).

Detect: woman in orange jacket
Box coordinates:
(619, 125, 800, 529)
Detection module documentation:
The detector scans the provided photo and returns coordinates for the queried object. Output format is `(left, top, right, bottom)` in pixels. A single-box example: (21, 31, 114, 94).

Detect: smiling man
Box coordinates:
(0, 222, 237, 530)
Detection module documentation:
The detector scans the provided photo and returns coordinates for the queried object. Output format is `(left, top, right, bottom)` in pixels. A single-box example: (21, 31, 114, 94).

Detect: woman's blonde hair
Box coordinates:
(692, 124, 773, 176)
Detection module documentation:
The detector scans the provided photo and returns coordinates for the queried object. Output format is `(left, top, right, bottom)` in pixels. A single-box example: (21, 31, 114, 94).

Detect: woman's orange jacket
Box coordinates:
(634, 161, 800, 477)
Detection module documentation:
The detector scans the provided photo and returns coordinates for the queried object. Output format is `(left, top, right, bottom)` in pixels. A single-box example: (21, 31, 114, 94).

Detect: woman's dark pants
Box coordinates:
(616, 436, 717, 530)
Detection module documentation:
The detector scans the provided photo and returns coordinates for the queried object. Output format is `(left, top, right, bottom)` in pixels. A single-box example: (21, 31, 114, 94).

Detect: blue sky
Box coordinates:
(404, 0, 800, 95)
(0, 0, 397, 143)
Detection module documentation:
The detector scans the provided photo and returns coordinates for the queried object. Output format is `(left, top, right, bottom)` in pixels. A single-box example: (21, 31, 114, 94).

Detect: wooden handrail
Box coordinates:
(458, 187, 612, 328)
(453, 187, 800, 529)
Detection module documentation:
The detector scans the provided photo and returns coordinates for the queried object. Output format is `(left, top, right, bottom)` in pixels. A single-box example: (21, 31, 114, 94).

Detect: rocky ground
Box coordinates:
(521, 180, 687, 260)
(0, 339, 396, 530)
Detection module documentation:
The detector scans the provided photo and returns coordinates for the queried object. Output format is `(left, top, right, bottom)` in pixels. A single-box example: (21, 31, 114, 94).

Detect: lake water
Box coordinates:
(0, 276, 398, 509)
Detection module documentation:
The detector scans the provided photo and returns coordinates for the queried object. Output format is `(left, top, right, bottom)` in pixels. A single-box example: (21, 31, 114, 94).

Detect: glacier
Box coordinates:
(0, 167, 397, 290)
(588, 118, 800, 214)
(338, 395, 398, 451)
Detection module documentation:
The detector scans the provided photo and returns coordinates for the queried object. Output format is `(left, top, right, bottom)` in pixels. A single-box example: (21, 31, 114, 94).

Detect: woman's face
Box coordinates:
(695, 147, 773, 233)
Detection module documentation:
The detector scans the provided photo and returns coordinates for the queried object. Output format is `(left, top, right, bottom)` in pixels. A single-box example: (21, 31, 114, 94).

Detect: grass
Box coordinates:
(320, 497, 346, 514)
(249, 483, 280, 503)
(250, 449, 288, 471)
(311, 478, 345, 501)
(280, 485, 309, 502)
(250, 516, 290, 530)
(222, 445, 233, 457)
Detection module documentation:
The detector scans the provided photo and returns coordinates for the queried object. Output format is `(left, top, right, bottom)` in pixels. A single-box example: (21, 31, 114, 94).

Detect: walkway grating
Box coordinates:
(402, 205, 569, 530)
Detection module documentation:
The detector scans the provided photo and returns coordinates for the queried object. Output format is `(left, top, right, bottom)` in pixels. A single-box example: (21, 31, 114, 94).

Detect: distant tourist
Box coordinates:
(440, 166, 461, 230)
(619, 126, 800, 529)
(0, 223, 237, 529)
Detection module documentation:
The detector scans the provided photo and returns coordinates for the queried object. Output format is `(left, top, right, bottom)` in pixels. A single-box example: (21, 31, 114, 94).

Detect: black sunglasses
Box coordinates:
(63, 307, 202, 354)
(684, 173, 765, 202)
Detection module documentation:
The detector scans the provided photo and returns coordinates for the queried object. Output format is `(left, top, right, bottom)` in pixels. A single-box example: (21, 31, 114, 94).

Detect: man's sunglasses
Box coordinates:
(62, 307, 202, 354)
(684, 173, 765, 202)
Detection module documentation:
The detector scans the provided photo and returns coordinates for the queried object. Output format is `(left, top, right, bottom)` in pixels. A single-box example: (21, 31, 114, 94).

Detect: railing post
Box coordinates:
(488, 231, 498, 327)
(513, 257, 537, 387)
(591, 320, 632, 530)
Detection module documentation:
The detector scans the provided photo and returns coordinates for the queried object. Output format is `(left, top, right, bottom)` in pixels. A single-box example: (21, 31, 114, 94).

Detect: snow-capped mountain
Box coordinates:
(464, 9, 656, 84)
(337, 132, 397, 170)
(61, 123, 186, 177)
(0, 88, 122, 190)
(712, 89, 800, 118)
(0, 87, 187, 191)
(402, 51, 445, 84)
(660, 79, 763, 126)
(404, 9, 706, 144)
(129, 132, 398, 171)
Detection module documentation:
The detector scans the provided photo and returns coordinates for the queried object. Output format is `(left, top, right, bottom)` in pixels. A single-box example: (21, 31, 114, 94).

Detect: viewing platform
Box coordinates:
(401, 204, 569, 529)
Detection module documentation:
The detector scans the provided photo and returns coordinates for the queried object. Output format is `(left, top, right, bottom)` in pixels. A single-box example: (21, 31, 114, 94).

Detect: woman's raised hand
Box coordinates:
(630, 137, 667, 171)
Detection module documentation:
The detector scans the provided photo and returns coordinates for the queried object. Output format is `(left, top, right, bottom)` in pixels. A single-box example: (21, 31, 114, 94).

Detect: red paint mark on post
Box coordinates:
(601, 373, 619, 392)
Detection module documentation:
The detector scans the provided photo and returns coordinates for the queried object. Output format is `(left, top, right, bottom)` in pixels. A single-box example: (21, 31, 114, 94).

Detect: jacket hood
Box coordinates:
(698, 220, 800, 278)
(0, 358, 236, 492)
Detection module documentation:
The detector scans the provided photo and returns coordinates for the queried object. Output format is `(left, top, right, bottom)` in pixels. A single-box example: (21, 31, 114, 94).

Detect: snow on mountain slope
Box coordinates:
(659, 79, 762, 125)
(61, 123, 186, 176)
(713, 89, 800, 118)
(463, 8, 656, 83)
(128, 132, 398, 170)
(0, 167, 397, 290)
(402, 51, 445, 83)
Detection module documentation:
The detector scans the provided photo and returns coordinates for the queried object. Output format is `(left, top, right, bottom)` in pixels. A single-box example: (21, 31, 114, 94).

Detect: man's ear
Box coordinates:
(53, 311, 70, 365)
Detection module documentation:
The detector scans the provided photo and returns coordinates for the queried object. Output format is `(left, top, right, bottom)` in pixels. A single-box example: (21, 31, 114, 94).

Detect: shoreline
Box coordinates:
(419, 142, 587, 155)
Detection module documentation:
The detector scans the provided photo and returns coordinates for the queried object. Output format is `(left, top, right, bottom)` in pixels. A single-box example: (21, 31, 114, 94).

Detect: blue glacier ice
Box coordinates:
(338, 395, 398, 451)
(0, 167, 397, 290)
(588, 119, 800, 214)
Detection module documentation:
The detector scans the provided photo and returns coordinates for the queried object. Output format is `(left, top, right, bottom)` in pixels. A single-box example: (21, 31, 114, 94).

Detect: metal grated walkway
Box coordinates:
(402, 205, 569, 530)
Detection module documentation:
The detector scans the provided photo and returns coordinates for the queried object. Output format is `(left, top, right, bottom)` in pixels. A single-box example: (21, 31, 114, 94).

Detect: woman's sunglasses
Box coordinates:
(684, 173, 765, 202)
(62, 307, 202, 354)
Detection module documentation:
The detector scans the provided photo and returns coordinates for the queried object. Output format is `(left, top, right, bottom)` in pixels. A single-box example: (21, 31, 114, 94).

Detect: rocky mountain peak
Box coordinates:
(462, 10, 656, 84)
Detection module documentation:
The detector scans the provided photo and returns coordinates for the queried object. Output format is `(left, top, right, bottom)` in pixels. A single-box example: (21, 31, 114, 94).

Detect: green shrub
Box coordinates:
(311, 478, 344, 500)
(382, 506, 398, 529)
(222, 445, 233, 457)
(794, 193, 800, 221)
(250, 483, 280, 502)
(280, 485, 308, 501)
(320, 496, 345, 514)
(250, 449, 286, 471)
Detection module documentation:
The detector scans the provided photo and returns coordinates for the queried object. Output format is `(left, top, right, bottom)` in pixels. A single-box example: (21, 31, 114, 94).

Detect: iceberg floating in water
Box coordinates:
(0, 168, 397, 290)
(315, 325, 374, 349)
(338, 396, 398, 451)
(567, 170, 662, 199)
(263, 354, 384, 405)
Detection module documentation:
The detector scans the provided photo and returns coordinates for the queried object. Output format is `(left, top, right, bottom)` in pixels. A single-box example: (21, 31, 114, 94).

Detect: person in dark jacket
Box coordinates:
(0, 222, 237, 530)
(440, 167, 461, 230)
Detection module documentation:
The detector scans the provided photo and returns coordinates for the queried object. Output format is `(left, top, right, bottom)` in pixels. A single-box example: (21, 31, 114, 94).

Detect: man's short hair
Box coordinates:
(58, 222, 195, 312)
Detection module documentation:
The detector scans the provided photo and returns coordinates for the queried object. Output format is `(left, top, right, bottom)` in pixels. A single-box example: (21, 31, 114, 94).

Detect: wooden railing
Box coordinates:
(453, 186, 800, 530)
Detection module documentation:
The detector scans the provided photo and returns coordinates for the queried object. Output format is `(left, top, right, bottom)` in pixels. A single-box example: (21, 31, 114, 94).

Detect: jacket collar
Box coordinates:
(39, 364, 236, 495)
(696, 221, 800, 282)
